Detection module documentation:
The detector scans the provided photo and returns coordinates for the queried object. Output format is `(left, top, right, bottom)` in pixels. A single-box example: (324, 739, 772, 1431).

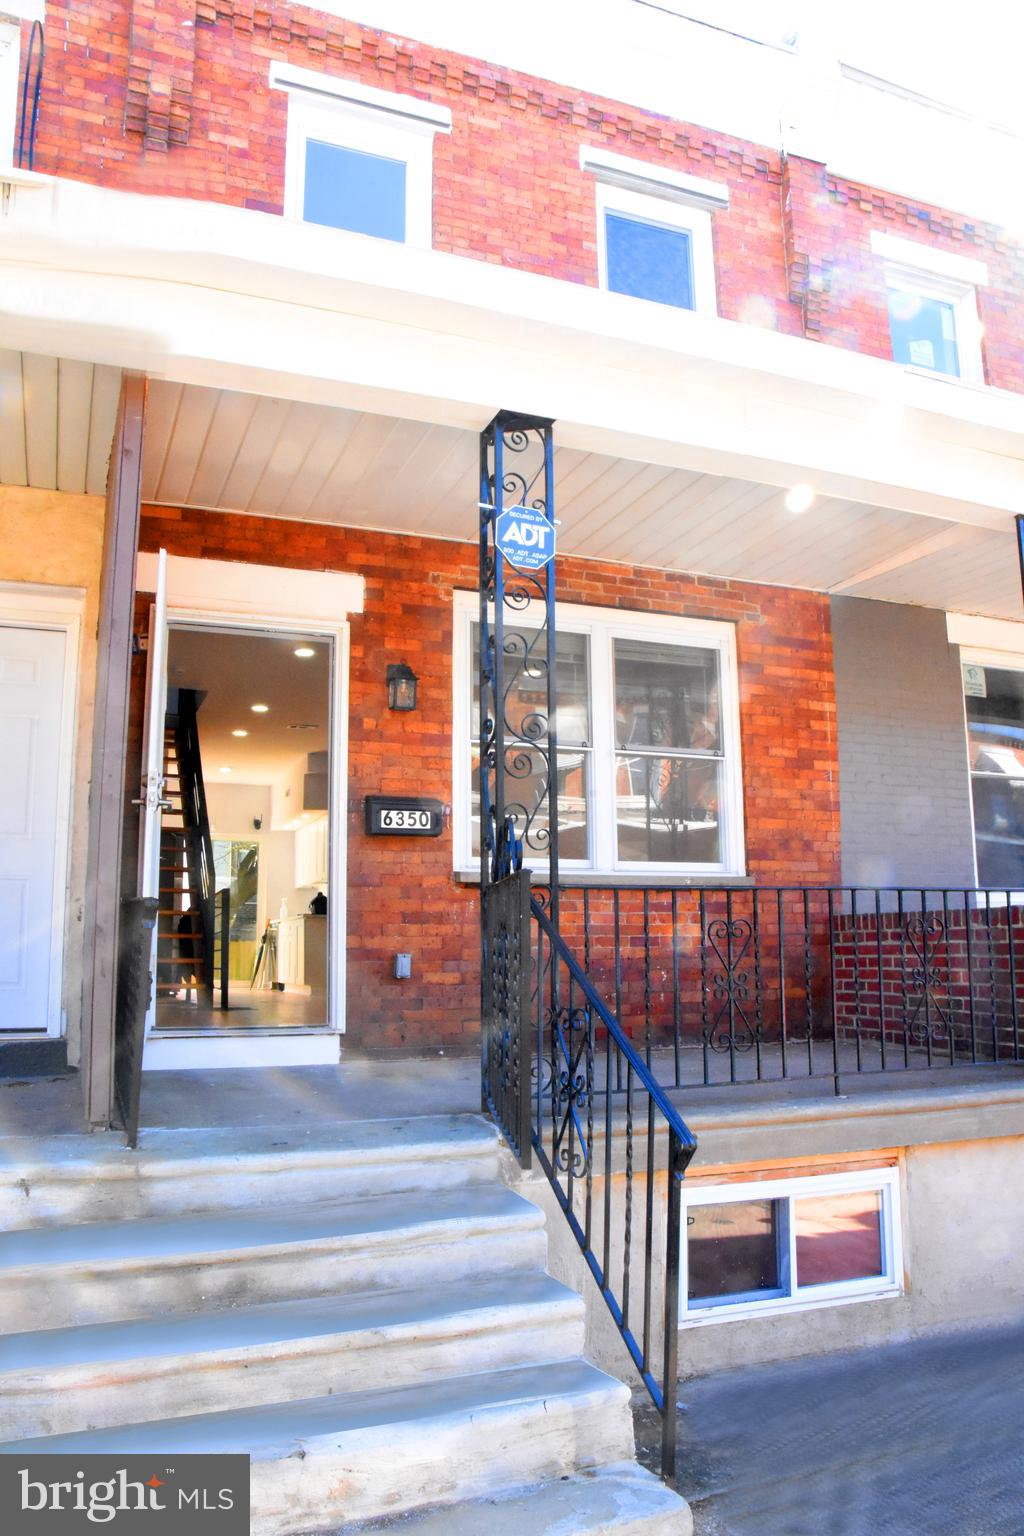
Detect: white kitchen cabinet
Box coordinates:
(294, 815, 329, 888)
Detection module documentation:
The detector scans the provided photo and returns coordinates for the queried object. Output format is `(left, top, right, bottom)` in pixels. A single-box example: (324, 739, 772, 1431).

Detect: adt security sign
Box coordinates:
(495, 505, 556, 571)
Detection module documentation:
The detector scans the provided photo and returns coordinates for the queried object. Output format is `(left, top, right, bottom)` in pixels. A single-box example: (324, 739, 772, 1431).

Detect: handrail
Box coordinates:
(531, 896, 696, 1154)
(527, 889, 697, 1481)
(174, 689, 215, 1002)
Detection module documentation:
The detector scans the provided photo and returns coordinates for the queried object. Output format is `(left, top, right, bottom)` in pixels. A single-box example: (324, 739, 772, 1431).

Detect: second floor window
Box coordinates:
(271, 62, 451, 249)
(871, 231, 986, 384)
(581, 146, 725, 317)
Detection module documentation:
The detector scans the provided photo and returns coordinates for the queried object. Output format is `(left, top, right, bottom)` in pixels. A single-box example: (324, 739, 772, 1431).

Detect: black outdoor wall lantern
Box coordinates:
(386, 661, 419, 711)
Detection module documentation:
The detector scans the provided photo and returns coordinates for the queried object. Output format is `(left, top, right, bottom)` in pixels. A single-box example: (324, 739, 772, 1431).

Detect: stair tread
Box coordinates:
(0, 1271, 579, 1374)
(0, 1358, 623, 1456)
(0, 1114, 498, 1181)
(339, 1465, 689, 1535)
(0, 1184, 542, 1270)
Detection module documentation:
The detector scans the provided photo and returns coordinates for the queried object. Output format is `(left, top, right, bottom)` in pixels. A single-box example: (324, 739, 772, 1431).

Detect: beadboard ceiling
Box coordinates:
(142, 379, 1023, 620)
(1, 357, 1019, 621)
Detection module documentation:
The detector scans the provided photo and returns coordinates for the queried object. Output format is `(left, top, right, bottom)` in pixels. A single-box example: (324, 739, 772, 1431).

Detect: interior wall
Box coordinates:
(204, 779, 309, 923)
(0, 486, 105, 1064)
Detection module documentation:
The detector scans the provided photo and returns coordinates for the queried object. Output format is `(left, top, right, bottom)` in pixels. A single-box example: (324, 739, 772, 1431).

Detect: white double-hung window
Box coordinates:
(452, 592, 745, 879)
(270, 61, 451, 247)
(580, 145, 726, 316)
(871, 231, 986, 384)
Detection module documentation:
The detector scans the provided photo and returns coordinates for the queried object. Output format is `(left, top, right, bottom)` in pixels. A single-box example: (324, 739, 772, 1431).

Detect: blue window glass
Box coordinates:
(302, 139, 406, 242)
(605, 211, 694, 310)
(886, 288, 960, 376)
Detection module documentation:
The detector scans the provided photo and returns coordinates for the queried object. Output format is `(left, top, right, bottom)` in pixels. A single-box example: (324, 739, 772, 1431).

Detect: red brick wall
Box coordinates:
(135, 505, 839, 1049)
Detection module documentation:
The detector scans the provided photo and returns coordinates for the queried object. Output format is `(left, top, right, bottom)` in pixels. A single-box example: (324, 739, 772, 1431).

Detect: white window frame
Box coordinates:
(870, 230, 986, 385)
(581, 147, 723, 318)
(451, 591, 745, 880)
(958, 643, 1024, 891)
(681, 1166, 904, 1326)
(270, 61, 451, 249)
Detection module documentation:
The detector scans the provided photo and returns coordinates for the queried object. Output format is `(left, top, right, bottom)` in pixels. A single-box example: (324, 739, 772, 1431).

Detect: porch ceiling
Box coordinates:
(0, 350, 121, 496)
(143, 381, 1024, 623)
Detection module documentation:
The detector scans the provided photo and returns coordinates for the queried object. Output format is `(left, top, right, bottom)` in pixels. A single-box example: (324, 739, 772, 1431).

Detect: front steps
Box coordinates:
(0, 1115, 691, 1535)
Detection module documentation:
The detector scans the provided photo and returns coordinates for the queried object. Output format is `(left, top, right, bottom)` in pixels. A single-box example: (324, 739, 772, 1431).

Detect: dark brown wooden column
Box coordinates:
(81, 374, 147, 1127)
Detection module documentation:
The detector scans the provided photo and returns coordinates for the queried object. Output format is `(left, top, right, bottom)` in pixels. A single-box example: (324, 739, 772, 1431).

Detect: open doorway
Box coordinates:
(154, 625, 333, 1032)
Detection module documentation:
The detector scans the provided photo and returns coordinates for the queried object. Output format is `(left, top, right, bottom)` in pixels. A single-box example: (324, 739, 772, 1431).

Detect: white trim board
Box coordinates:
(947, 612, 1024, 654)
(136, 553, 364, 620)
(580, 144, 729, 210)
(0, 582, 83, 1040)
(142, 1031, 342, 1071)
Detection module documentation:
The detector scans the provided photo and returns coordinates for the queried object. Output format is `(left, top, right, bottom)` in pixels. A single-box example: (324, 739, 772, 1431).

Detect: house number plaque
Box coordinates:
(364, 795, 443, 836)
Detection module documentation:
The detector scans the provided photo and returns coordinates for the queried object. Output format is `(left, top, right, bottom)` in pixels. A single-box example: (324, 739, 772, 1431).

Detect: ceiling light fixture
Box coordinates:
(219, 766, 233, 774)
(784, 483, 815, 514)
(231, 729, 249, 738)
(294, 646, 316, 659)
(251, 703, 269, 714)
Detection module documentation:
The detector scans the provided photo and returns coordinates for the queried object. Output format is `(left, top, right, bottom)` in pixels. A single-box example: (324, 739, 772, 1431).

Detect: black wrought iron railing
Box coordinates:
(482, 869, 698, 1479)
(531, 893, 697, 1479)
(557, 885, 1024, 1095)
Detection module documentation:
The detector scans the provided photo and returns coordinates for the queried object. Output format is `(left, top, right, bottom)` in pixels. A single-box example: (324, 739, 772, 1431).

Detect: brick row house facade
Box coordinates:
(2, 3, 1024, 1508)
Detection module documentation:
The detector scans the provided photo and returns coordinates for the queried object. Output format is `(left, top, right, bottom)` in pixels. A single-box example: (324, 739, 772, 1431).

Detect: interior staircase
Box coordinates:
(155, 688, 214, 1004)
(0, 1115, 692, 1534)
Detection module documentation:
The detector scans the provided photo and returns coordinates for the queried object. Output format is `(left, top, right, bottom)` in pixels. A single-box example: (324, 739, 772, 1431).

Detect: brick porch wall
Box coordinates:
(833, 904, 1024, 1058)
(134, 506, 839, 1049)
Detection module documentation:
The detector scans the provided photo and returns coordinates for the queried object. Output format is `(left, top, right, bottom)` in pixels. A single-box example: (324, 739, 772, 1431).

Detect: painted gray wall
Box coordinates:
(830, 597, 975, 889)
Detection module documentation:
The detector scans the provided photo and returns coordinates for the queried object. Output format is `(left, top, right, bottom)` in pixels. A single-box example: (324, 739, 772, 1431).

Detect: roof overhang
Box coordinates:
(3, 174, 1024, 532)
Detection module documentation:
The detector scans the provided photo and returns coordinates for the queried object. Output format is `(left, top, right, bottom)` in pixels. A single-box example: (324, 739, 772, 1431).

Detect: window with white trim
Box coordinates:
(682, 1167, 903, 1324)
(452, 592, 745, 878)
(870, 231, 986, 384)
(581, 146, 725, 316)
(270, 61, 451, 247)
(961, 649, 1024, 887)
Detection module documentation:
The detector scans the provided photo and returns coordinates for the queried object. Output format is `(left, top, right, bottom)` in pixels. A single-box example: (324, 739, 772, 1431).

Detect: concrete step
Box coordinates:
(0, 1184, 548, 1330)
(0, 1272, 585, 1440)
(339, 1465, 693, 1536)
(0, 1361, 638, 1535)
(0, 1115, 499, 1228)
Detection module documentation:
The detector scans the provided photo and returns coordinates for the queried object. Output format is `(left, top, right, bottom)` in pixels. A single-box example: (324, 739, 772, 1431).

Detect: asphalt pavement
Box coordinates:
(639, 1322, 1024, 1536)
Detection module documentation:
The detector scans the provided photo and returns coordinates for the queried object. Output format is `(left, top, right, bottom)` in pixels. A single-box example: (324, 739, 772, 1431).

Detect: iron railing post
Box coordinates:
(662, 1129, 684, 1482)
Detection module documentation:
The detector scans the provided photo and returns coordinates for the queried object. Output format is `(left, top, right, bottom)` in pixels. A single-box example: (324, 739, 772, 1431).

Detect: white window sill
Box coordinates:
(682, 1281, 903, 1328)
(454, 869, 753, 887)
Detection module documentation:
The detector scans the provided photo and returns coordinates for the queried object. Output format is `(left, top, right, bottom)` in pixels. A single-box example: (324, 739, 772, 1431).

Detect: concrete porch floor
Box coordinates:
(0, 1046, 1021, 1141)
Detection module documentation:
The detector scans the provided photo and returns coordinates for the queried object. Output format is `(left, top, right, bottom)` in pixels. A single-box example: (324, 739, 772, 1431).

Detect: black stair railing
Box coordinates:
(481, 868, 698, 1481)
(530, 892, 697, 1481)
(174, 689, 216, 1003)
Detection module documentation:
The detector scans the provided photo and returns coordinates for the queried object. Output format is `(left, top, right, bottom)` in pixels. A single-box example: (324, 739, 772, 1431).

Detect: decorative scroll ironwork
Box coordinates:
(549, 1003, 591, 1175)
(702, 914, 761, 1052)
(903, 912, 954, 1042)
(478, 411, 559, 913)
(481, 870, 533, 1167)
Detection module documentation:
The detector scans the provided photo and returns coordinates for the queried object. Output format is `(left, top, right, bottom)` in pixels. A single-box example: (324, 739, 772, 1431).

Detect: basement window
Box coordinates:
(581, 146, 725, 317)
(681, 1167, 903, 1324)
(270, 61, 451, 247)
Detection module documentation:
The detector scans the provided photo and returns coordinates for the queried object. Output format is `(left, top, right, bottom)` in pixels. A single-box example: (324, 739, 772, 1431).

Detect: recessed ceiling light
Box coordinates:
(219, 766, 232, 774)
(294, 646, 316, 659)
(784, 483, 815, 514)
(251, 703, 269, 714)
(231, 729, 249, 738)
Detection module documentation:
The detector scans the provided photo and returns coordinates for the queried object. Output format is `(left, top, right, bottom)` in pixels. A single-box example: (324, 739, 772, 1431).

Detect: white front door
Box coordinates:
(0, 625, 68, 1035)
